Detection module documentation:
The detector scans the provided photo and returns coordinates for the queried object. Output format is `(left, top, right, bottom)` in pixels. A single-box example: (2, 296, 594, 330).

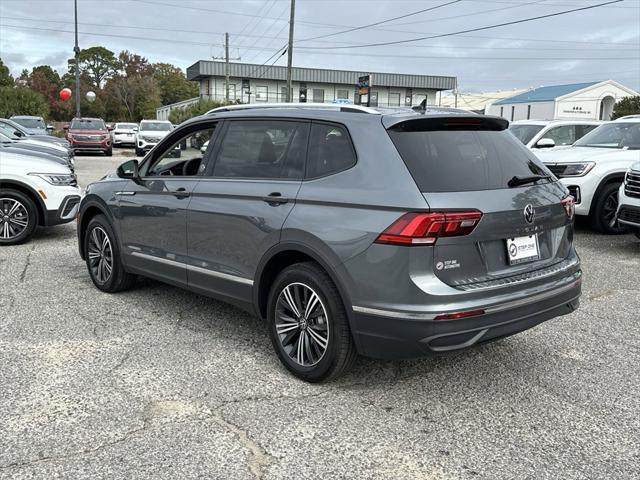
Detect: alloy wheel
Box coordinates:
(603, 190, 620, 230)
(0, 198, 29, 240)
(87, 226, 113, 283)
(275, 282, 330, 367)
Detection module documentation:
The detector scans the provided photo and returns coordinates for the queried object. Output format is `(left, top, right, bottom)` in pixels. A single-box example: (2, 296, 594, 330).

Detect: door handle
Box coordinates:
(262, 192, 289, 205)
(173, 187, 190, 198)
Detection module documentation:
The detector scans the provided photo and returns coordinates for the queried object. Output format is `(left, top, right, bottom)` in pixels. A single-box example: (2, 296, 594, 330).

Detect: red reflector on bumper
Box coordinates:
(434, 309, 485, 321)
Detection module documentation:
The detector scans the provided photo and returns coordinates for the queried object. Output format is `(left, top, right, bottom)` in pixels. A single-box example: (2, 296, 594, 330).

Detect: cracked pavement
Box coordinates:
(1, 151, 639, 479)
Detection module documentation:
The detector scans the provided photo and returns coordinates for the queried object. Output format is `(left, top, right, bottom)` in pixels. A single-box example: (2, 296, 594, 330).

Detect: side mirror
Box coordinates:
(13, 130, 24, 137)
(107, 125, 114, 131)
(117, 159, 140, 179)
(63, 124, 69, 130)
(536, 138, 556, 149)
(46, 124, 54, 131)
(133, 127, 139, 132)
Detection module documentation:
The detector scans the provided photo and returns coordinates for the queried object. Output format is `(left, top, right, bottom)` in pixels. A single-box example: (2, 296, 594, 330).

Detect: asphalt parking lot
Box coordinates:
(1, 149, 639, 479)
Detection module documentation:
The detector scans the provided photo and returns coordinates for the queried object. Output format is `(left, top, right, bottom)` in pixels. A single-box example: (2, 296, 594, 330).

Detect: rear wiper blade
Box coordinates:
(508, 174, 550, 188)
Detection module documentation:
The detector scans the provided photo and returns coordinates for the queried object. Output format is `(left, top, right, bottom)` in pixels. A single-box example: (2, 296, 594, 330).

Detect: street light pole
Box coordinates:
(73, 0, 81, 118)
(286, 0, 295, 102)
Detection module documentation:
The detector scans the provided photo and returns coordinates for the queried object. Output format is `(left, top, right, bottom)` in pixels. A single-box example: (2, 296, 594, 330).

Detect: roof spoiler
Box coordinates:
(387, 115, 509, 132)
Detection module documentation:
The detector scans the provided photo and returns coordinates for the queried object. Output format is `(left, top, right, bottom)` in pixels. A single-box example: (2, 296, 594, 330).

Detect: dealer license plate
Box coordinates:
(506, 235, 540, 265)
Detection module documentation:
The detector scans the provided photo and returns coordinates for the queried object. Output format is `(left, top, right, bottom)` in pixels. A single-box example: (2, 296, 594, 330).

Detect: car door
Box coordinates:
(186, 119, 309, 303)
(118, 122, 218, 286)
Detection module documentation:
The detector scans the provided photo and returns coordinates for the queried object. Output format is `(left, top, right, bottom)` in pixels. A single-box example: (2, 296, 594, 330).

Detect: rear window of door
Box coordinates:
(388, 125, 550, 192)
(212, 120, 308, 180)
(306, 123, 357, 179)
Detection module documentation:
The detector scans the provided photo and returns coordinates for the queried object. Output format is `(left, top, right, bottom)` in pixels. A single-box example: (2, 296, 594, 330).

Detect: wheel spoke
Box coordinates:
(304, 291, 320, 320)
(7, 201, 21, 216)
(282, 286, 301, 317)
(276, 322, 299, 334)
(296, 332, 305, 365)
(307, 326, 328, 350)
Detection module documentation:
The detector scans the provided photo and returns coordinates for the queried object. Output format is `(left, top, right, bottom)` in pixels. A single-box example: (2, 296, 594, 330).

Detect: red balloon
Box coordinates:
(59, 88, 72, 101)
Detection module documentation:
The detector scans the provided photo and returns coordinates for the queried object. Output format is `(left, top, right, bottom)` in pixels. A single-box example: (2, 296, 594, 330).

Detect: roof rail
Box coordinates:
(206, 102, 381, 115)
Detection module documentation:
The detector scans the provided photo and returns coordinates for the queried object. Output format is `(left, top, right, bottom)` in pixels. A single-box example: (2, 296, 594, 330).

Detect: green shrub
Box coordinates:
(611, 96, 640, 120)
(0, 86, 49, 118)
(168, 99, 238, 124)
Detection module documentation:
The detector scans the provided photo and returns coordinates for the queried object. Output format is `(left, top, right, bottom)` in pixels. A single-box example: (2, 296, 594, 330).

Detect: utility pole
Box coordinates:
(212, 33, 240, 103)
(286, 0, 296, 102)
(73, 0, 81, 117)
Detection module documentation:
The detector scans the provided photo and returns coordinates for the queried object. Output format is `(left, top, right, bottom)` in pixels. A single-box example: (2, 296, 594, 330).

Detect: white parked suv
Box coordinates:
(536, 117, 640, 234)
(509, 120, 600, 149)
(0, 150, 81, 245)
(135, 120, 173, 157)
(616, 161, 640, 239)
(111, 122, 138, 147)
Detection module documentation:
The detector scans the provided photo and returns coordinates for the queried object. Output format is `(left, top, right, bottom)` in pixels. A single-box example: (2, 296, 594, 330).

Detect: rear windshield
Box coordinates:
(509, 124, 544, 145)
(13, 118, 45, 129)
(116, 123, 138, 129)
(388, 127, 551, 192)
(71, 118, 106, 130)
(140, 122, 171, 132)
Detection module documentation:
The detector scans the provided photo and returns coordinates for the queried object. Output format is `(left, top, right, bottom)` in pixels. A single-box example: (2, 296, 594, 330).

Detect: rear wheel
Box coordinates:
(590, 182, 627, 234)
(267, 262, 357, 382)
(105, 147, 113, 157)
(135, 147, 144, 157)
(84, 214, 136, 292)
(0, 189, 38, 245)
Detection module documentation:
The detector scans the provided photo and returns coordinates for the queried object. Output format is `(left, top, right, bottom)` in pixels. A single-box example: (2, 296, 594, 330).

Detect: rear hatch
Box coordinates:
(386, 115, 574, 288)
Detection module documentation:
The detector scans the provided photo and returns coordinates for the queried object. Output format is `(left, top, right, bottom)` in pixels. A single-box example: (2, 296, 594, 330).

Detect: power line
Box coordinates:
(3, 15, 637, 51)
(297, 0, 462, 42)
(298, 0, 626, 49)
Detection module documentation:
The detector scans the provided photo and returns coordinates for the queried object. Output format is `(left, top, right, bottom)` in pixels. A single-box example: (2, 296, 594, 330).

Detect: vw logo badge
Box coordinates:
(524, 204, 535, 224)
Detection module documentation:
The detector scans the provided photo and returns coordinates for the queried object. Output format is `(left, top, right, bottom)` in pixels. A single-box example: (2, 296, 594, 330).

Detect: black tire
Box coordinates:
(135, 147, 144, 157)
(84, 214, 136, 292)
(635, 231, 640, 240)
(105, 147, 113, 157)
(0, 189, 38, 246)
(590, 182, 627, 234)
(267, 262, 357, 382)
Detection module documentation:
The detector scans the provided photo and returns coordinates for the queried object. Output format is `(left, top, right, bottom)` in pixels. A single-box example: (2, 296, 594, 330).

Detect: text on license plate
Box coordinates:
(506, 235, 539, 265)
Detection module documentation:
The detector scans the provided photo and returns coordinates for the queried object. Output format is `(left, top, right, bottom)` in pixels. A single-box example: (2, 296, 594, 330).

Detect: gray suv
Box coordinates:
(77, 104, 582, 382)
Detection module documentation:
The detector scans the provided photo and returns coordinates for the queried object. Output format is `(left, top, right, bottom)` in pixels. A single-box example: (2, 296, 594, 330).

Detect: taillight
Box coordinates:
(561, 195, 575, 220)
(375, 211, 482, 246)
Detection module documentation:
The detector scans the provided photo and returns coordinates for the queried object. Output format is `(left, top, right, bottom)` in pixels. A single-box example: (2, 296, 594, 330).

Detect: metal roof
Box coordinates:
(187, 60, 456, 90)
(493, 82, 600, 105)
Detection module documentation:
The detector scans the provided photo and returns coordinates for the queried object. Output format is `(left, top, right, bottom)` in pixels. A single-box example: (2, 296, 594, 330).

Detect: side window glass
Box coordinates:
(306, 123, 356, 179)
(213, 121, 305, 179)
(147, 126, 216, 177)
(545, 125, 575, 146)
(576, 124, 597, 140)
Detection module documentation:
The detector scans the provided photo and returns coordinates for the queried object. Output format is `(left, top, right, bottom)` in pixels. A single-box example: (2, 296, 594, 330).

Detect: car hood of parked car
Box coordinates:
(0, 149, 71, 172)
(536, 146, 640, 164)
(137, 130, 169, 138)
(69, 128, 109, 135)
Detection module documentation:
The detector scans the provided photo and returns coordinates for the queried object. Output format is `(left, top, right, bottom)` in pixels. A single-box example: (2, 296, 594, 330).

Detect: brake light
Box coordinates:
(561, 195, 575, 220)
(375, 211, 482, 246)
(434, 309, 485, 321)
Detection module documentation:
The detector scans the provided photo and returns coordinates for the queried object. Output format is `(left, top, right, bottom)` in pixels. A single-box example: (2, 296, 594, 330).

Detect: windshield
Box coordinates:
(70, 118, 106, 130)
(116, 123, 138, 129)
(389, 127, 551, 192)
(574, 122, 640, 149)
(0, 123, 20, 140)
(140, 122, 171, 132)
(509, 124, 545, 145)
(13, 117, 45, 129)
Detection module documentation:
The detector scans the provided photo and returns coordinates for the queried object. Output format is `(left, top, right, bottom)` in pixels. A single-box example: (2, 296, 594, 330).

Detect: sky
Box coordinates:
(0, 0, 639, 95)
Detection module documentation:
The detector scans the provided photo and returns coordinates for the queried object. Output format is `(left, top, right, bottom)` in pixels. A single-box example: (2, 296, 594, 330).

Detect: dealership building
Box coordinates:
(485, 80, 638, 122)
(156, 61, 456, 119)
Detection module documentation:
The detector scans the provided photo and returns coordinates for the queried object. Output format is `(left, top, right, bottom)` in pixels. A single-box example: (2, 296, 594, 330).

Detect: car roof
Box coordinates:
(510, 119, 602, 126)
(613, 115, 640, 122)
(11, 115, 44, 119)
(72, 117, 104, 121)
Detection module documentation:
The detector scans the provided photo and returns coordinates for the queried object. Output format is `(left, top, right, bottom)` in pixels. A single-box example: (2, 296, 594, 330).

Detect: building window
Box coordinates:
(255, 86, 268, 103)
(527, 104, 531, 120)
(388, 92, 401, 107)
(336, 89, 349, 100)
(226, 84, 236, 100)
(280, 86, 288, 102)
(500, 106, 504, 117)
(312, 89, 325, 103)
(510, 106, 515, 121)
(202, 79, 210, 97)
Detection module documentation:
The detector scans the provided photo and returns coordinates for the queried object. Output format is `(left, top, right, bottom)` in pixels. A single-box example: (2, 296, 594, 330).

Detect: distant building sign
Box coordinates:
(357, 74, 372, 107)
(562, 105, 592, 115)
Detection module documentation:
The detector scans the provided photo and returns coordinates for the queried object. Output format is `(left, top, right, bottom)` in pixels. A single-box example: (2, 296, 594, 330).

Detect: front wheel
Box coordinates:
(0, 189, 38, 245)
(635, 231, 640, 240)
(267, 262, 357, 382)
(590, 182, 627, 234)
(105, 147, 113, 157)
(84, 215, 136, 292)
(135, 147, 144, 157)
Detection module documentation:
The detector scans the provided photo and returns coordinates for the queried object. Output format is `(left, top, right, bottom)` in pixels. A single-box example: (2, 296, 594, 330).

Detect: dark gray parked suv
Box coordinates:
(77, 104, 582, 382)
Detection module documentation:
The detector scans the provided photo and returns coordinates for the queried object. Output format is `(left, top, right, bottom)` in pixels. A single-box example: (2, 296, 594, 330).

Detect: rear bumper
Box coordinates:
(350, 270, 581, 359)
